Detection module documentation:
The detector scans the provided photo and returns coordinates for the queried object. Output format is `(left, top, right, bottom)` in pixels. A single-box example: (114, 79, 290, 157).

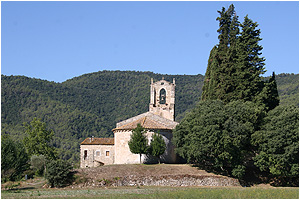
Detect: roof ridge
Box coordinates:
(113, 116, 144, 131)
(143, 117, 169, 129)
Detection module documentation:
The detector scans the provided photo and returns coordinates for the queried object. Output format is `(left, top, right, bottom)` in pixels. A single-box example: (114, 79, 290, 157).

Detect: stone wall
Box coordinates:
(111, 175, 241, 187)
(72, 174, 241, 188)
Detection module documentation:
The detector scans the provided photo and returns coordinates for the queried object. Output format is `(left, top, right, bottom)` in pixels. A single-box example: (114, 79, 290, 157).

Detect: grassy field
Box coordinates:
(2, 186, 299, 199)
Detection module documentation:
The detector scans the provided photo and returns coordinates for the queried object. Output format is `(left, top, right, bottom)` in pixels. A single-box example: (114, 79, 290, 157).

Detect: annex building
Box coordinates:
(80, 78, 179, 168)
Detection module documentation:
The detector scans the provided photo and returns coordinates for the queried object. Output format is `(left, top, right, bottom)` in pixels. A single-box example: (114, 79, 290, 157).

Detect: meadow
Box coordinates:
(2, 186, 299, 199)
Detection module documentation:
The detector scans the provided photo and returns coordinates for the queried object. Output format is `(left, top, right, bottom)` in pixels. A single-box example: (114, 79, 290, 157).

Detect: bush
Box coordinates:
(251, 105, 299, 186)
(45, 159, 74, 188)
(30, 155, 46, 177)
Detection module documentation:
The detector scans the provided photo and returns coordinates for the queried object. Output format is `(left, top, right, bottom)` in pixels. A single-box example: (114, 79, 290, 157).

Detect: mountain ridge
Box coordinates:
(1, 70, 298, 163)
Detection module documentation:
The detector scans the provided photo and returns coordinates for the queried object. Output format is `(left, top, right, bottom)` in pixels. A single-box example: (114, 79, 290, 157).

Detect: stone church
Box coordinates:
(80, 78, 179, 168)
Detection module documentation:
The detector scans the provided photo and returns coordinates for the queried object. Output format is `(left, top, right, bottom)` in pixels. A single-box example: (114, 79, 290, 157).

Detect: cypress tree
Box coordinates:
(201, 4, 279, 110)
(201, 46, 219, 101)
(267, 72, 280, 110)
(235, 15, 266, 102)
(202, 4, 241, 103)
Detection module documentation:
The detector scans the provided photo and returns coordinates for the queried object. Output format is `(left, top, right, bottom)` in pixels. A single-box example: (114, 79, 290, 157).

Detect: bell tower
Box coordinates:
(149, 78, 175, 121)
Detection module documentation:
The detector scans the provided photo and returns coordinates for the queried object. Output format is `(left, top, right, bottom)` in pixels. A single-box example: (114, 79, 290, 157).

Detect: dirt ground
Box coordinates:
(75, 164, 219, 180)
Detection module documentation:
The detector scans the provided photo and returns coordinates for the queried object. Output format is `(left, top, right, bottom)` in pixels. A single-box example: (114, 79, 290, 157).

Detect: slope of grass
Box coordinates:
(2, 186, 298, 199)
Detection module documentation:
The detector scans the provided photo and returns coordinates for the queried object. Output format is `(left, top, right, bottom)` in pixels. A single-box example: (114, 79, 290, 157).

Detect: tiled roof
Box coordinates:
(113, 112, 178, 131)
(81, 137, 114, 145)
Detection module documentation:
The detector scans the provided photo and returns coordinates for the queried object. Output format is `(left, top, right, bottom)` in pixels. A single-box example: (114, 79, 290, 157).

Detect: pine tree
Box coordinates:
(128, 124, 148, 164)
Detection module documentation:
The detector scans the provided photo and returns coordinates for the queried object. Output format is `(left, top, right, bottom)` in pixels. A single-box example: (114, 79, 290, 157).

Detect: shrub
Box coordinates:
(45, 159, 74, 188)
(30, 155, 46, 177)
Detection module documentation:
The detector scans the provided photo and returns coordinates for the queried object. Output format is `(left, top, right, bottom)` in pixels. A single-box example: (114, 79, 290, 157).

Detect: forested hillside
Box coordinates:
(275, 73, 299, 107)
(1, 71, 298, 163)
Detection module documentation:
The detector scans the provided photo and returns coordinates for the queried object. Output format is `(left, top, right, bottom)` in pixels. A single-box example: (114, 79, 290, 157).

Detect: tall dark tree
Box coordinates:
(235, 15, 266, 102)
(201, 46, 219, 101)
(128, 124, 148, 164)
(202, 4, 241, 103)
(201, 4, 278, 109)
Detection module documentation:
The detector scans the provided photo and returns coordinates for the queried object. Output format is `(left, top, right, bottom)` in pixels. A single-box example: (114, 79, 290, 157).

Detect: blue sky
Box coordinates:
(1, 1, 299, 83)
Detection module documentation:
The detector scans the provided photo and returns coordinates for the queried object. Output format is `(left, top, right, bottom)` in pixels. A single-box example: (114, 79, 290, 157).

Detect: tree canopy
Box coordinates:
(23, 118, 57, 160)
(173, 100, 263, 178)
(251, 105, 299, 186)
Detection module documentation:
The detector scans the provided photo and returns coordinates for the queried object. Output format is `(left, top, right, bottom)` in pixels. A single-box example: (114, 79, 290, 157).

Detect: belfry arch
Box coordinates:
(159, 88, 166, 104)
(149, 78, 175, 121)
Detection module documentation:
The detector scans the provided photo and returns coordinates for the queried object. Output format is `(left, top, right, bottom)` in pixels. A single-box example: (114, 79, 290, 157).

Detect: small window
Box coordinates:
(95, 150, 100, 156)
(84, 150, 88, 160)
(106, 151, 110, 157)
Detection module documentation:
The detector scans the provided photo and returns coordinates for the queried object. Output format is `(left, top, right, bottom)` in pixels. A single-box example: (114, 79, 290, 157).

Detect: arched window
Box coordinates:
(159, 88, 166, 104)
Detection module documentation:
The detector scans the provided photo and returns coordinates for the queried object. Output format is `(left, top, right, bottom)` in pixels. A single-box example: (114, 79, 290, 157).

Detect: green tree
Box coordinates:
(148, 132, 166, 164)
(251, 105, 298, 186)
(128, 124, 148, 164)
(1, 134, 29, 182)
(45, 159, 74, 188)
(173, 100, 263, 178)
(23, 118, 57, 160)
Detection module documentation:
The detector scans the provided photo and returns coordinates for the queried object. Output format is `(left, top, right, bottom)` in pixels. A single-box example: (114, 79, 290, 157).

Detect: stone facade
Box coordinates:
(114, 130, 177, 164)
(80, 78, 178, 167)
(80, 138, 114, 168)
